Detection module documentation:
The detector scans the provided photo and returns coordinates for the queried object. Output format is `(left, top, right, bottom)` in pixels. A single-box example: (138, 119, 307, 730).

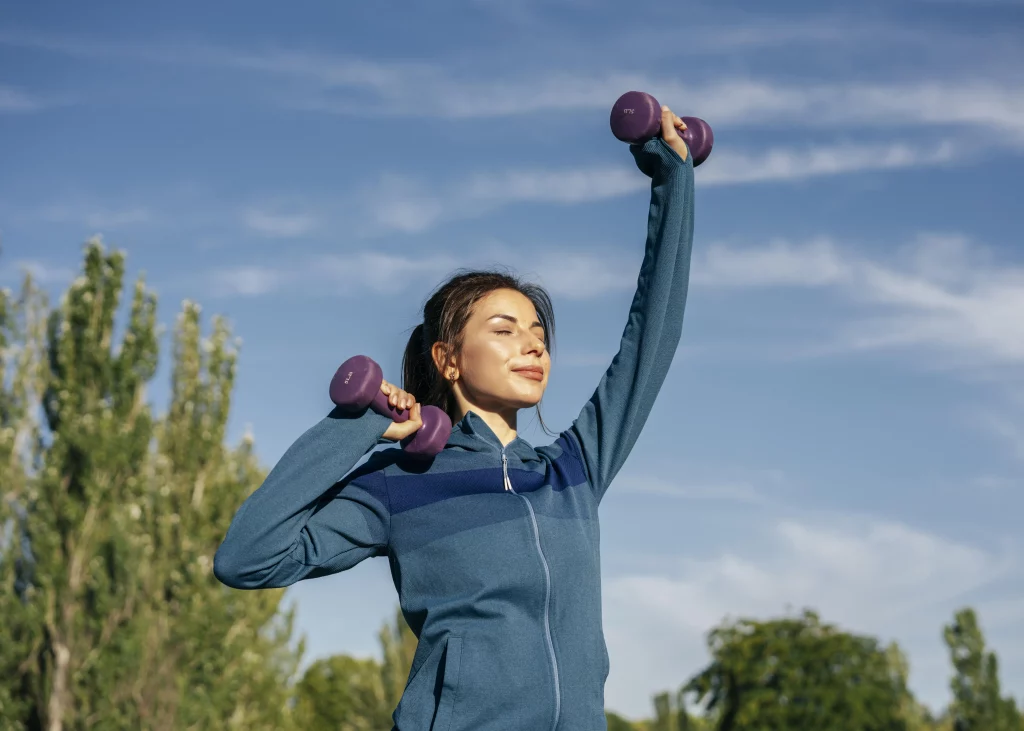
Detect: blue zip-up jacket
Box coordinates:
(214, 137, 695, 730)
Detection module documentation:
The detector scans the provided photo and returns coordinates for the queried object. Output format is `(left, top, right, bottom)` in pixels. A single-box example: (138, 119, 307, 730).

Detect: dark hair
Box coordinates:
(402, 267, 557, 436)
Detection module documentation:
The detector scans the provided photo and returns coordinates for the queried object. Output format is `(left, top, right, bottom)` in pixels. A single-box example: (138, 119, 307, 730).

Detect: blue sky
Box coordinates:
(2, 0, 1023, 720)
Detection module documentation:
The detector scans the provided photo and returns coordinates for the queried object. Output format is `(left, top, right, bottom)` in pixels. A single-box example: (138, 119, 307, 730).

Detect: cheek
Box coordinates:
(460, 340, 507, 380)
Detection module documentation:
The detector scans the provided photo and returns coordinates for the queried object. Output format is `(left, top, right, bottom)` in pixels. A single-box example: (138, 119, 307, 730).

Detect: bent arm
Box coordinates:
(568, 137, 695, 501)
(214, 407, 393, 589)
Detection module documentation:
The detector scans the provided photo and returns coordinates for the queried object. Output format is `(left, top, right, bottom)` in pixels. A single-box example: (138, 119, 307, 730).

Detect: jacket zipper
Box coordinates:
(503, 447, 561, 730)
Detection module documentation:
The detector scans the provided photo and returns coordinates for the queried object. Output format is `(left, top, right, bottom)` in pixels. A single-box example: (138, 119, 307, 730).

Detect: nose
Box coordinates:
(523, 334, 545, 356)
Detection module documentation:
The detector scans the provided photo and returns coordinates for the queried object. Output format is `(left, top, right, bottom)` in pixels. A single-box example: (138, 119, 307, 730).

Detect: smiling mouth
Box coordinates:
(513, 368, 544, 381)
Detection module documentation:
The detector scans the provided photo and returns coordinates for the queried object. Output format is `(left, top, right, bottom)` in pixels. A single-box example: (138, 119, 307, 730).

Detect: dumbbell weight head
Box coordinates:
(330, 355, 410, 420)
(609, 91, 714, 166)
(329, 355, 452, 457)
(400, 404, 452, 457)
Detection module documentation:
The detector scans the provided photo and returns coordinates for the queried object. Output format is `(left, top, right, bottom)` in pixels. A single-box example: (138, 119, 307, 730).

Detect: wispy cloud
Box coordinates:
(241, 208, 318, 238)
(615, 474, 770, 505)
(280, 75, 1024, 144)
(205, 244, 636, 303)
(361, 140, 960, 235)
(602, 515, 1015, 716)
(206, 251, 462, 298)
(0, 259, 76, 286)
(974, 412, 1024, 462)
(3, 29, 1023, 144)
(355, 167, 647, 235)
(0, 85, 66, 113)
(210, 265, 289, 297)
(693, 235, 1024, 367)
(36, 204, 154, 230)
(700, 140, 959, 186)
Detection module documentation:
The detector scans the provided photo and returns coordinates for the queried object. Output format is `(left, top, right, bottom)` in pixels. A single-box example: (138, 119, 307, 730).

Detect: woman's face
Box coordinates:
(450, 288, 550, 412)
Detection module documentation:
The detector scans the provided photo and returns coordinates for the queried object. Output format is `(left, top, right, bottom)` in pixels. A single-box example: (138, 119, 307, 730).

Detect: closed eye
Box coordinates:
(495, 330, 513, 335)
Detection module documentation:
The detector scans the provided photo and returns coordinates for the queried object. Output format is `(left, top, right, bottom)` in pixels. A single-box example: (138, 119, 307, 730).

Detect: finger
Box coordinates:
(674, 114, 687, 130)
(660, 106, 679, 140)
(380, 381, 391, 395)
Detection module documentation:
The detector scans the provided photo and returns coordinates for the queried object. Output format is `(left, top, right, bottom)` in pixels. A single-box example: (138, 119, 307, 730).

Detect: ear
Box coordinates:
(431, 341, 459, 382)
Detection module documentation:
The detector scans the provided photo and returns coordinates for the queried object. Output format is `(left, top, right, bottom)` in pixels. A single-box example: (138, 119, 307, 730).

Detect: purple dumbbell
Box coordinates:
(329, 355, 451, 457)
(609, 91, 714, 166)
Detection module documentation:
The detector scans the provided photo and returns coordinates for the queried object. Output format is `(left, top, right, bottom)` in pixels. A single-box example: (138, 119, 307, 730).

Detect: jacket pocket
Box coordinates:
(431, 635, 463, 731)
(393, 635, 464, 731)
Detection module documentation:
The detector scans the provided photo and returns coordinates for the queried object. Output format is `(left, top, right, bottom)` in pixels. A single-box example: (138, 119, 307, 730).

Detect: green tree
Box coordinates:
(0, 240, 301, 729)
(136, 298, 302, 731)
(684, 609, 907, 731)
(379, 605, 418, 711)
(606, 710, 645, 731)
(294, 606, 418, 728)
(886, 642, 944, 731)
(0, 270, 50, 729)
(293, 655, 390, 731)
(944, 608, 1022, 731)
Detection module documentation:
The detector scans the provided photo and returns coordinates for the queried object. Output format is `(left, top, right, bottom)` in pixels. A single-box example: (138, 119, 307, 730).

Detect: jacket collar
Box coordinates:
(447, 410, 541, 463)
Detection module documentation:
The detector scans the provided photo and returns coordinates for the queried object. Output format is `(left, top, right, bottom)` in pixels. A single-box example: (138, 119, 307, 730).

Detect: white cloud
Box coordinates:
(615, 474, 769, 505)
(602, 515, 1015, 718)
(974, 412, 1024, 462)
(212, 266, 290, 296)
(36, 204, 153, 230)
(4, 30, 1023, 143)
(693, 235, 1024, 367)
(241, 208, 318, 238)
(358, 166, 648, 235)
(206, 244, 637, 303)
(694, 238, 849, 288)
(0, 260, 75, 286)
(464, 167, 646, 204)
(277, 73, 1024, 145)
(207, 251, 461, 298)
(0, 86, 49, 113)
(361, 138, 963, 236)
(700, 140, 959, 186)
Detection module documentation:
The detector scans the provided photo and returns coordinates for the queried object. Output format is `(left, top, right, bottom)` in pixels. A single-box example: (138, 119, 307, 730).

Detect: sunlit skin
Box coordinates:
(378, 106, 688, 446)
(433, 288, 549, 446)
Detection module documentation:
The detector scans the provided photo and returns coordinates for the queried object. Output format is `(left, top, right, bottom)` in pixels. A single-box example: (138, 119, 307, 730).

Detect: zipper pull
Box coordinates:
(501, 451, 510, 492)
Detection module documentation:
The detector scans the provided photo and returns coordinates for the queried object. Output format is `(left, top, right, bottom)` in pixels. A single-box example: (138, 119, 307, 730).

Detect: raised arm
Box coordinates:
(567, 135, 695, 502)
(213, 407, 393, 589)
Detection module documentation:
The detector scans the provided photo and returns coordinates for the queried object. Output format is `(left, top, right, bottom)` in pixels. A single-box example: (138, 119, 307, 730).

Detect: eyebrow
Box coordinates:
(488, 313, 544, 329)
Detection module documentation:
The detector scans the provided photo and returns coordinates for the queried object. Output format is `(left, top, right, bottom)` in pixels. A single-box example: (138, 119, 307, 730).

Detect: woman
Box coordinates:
(214, 105, 696, 731)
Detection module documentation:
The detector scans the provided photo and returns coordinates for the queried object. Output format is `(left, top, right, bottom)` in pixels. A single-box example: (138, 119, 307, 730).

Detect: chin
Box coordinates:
(505, 386, 546, 410)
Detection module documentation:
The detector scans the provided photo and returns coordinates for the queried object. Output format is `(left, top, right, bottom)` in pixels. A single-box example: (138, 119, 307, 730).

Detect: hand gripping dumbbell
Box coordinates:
(609, 91, 714, 166)
(329, 355, 452, 457)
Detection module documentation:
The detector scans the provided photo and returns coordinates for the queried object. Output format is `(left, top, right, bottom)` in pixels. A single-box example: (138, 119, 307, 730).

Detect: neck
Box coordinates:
(453, 402, 519, 447)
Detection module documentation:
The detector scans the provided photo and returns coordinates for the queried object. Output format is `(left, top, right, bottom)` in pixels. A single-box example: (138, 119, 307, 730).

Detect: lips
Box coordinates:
(512, 366, 544, 381)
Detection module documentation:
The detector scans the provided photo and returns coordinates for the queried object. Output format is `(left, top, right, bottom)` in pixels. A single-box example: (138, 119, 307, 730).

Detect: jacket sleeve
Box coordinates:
(213, 407, 394, 589)
(567, 137, 695, 502)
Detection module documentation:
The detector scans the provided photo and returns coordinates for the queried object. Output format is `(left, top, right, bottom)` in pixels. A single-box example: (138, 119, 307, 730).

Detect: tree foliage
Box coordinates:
(0, 240, 301, 731)
(684, 609, 908, 731)
(944, 608, 1022, 731)
(293, 606, 418, 729)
